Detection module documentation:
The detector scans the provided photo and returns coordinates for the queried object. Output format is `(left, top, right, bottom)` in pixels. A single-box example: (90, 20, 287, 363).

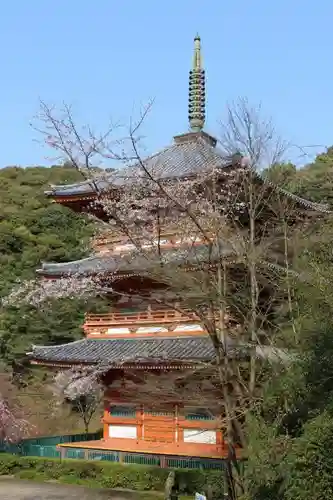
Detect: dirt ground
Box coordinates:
(0, 478, 144, 499)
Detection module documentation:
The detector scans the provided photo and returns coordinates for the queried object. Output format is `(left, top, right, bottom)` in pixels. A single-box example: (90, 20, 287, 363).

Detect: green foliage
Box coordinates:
(242, 415, 290, 500)
(0, 453, 222, 494)
(264, 146, 333, 206)
(284, 411, 333, 500)
(262, 162, 297, 189)
(0, 165, 98, 368)
(0, 165, 89, 295)
(243, 244, 333, 499)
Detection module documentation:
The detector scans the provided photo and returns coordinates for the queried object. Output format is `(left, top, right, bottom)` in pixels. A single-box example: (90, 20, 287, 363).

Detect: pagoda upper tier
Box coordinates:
(38, 129, 330, 279)
(45, 131, 218, 212)
(40, 33, 330, 282)
(44, 130, 329, 216)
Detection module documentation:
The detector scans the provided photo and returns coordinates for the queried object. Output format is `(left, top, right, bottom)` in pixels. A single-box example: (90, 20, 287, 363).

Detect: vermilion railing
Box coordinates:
(84, 309, 199, 326)
(91, 231, 207, 255)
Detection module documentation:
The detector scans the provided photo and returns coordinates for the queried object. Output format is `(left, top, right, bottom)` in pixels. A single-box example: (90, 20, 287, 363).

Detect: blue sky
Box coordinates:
(1, 0, 332, 167)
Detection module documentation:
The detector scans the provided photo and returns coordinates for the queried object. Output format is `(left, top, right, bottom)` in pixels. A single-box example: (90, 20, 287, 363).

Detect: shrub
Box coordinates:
(0, 453, 223, 494)
(284, 412, 333, 500)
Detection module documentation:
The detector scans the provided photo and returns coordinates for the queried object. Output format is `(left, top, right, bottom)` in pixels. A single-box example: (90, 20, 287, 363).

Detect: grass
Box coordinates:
(1, 454, 219, 496)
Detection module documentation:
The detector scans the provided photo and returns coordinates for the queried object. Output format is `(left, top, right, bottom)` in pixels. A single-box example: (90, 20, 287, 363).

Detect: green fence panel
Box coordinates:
(20, 429, 102, 448)
(124, 453, 161, 466)
(65, 448, 85, 459)
(87, 450, 120, 462)
(21, 444, 61, 458)
(0, 430, 102, 459)
(167, 457, 224, 469)
(0, 442, 21, 454)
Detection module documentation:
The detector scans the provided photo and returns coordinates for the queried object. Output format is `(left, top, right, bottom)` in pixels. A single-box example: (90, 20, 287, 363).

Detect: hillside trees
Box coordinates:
(0, 165, 95, 367)
(264, 146, 333, 205)
(242, 219, 333, 500)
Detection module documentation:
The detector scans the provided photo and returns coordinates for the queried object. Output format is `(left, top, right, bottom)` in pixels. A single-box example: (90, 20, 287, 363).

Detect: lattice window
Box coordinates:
(145, 410, 174, 417)
(185, 408, 215, 421)
(109, 405, 136, 418)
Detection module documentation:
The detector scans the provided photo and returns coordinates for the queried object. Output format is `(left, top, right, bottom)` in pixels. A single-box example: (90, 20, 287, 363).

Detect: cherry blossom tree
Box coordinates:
(53, 367, 103, 434)
(0, 373, 30, 443)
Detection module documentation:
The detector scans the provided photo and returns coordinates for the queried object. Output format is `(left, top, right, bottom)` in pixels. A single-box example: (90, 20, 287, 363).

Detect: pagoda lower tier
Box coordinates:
(28, 308, 243, 464)
(29, 308, 227, 366)
(56, 402, 234, 463)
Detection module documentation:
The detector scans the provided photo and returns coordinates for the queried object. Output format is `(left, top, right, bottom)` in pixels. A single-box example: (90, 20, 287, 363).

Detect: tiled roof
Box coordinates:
(39, 130, 330, 278)
(45, 133, 224, 197)
(29, 336, 216, 364)
(46, 131, 330, 214)
(28, 336, 288, 365)
(37, 242, 232, 277)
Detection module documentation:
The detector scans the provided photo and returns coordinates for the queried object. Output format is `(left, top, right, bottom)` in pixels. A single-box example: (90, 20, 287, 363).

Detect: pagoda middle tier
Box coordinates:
(83, 308, 207, 339)
(91, 231, 205, 256)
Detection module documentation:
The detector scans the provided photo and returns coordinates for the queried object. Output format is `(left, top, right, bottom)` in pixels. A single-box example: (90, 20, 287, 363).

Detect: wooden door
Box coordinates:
(143, 410, 175, 443)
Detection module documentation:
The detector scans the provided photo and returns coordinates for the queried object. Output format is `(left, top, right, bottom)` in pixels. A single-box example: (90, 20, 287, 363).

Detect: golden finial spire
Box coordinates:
(188, 34, 205, 132)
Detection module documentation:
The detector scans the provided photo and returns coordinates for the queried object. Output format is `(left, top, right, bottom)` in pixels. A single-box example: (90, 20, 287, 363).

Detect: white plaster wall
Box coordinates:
(107, 327, 130, 335)
(108, 425, 137, 439)
(137, 326, 168, 334)
(183, 429, 216, 444)
(174, 324, 203, 332)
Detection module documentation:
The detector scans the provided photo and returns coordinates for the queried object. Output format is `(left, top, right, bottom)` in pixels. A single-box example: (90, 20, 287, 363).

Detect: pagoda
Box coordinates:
(28, 36, 330, 466)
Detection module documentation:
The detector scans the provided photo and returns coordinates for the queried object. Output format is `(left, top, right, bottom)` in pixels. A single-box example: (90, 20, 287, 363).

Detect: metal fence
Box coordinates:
(0, 430, 224, 470)
(0, 430, 102, 457)
(60, 446, 224, 469)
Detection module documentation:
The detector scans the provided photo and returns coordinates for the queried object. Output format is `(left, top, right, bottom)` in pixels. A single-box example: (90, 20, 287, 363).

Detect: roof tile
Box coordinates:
(29, 337, 216, 364)
(46, 135, 231, 197)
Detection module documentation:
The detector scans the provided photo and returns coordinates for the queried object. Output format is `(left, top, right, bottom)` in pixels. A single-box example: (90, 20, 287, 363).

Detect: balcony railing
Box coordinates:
(91, 233, 205, 255)
(84, 309, 200, 328)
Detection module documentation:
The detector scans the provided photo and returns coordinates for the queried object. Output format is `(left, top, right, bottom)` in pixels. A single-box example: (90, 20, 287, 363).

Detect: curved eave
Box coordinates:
(27, 337, 290, 367)
(45, 178, 99, 199)
(27, 337, 216, 366)
(44, 133, 331, 214)
(262, 177, 330, 213)
(47, 193, 97, 204)
(47, 175, 331, 216)
(36, 243, 236, 278)
(36, 244, 312, 280)
(36, 255, 118, 278)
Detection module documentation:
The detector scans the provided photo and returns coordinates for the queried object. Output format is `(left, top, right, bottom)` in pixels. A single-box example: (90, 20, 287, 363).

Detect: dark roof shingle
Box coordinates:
(46, 135, 226, 197)
(37, 242, 233, 277)
(46, 132, 330, 215)
(29, 336, 216, 365)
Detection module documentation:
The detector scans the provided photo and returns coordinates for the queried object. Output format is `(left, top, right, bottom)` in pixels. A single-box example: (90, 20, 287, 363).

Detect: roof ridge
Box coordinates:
(46, 142, 177, 194)
(30, 338, 86, 350)
(31, 336, 210, 351)
(41, 254, 111, 269)
(258, 170, 331, 213)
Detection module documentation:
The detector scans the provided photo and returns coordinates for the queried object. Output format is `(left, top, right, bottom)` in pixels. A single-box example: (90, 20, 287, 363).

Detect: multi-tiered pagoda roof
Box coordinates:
(28, 35, 329, 369)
